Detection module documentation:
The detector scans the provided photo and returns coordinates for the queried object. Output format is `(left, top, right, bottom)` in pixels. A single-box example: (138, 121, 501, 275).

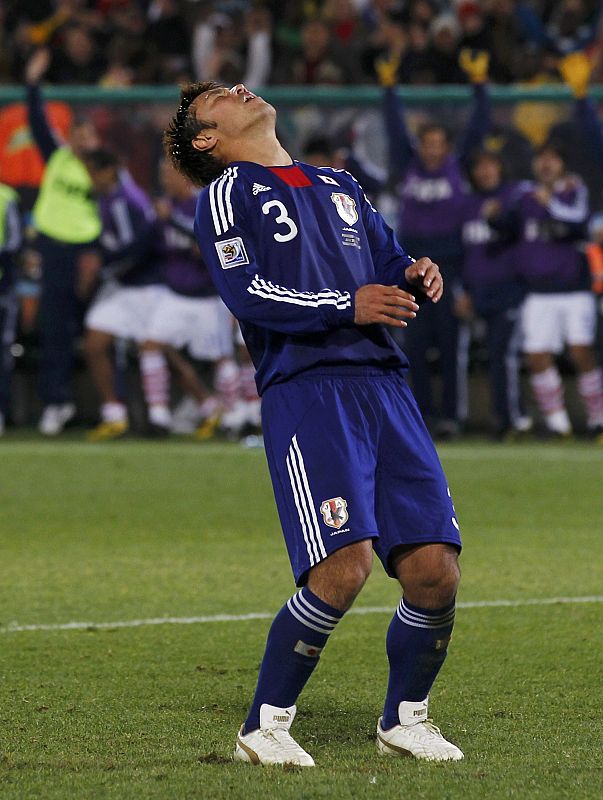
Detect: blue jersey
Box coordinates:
(194, 160, 415, 395)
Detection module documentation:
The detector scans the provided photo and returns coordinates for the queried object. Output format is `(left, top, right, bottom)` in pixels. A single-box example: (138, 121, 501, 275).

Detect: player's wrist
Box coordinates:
(319, 295, 356, 329)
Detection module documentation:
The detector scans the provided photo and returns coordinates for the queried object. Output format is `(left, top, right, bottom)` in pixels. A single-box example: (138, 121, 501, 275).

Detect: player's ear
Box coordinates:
(192, 133, 218, 153)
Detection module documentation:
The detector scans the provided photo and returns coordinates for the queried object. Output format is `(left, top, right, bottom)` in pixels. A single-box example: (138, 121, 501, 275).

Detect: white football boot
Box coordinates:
(377, 698, 463, 762)
(234, 704, 315, 767)
(171, 395, 203, 434)
(38, 403, 76, 436)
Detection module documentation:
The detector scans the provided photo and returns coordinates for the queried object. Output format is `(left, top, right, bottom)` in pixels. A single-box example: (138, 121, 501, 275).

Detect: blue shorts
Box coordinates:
(261, 367, 462, 586)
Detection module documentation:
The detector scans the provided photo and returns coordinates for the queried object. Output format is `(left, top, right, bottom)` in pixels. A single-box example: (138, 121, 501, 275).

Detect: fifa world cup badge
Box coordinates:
(215, 236, 249, 269)
(320, 497, 349, 529)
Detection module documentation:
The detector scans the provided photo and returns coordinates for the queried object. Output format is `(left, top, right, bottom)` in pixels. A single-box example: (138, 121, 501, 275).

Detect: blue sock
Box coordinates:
(243, 586, 343, 733)
(382, 597, 456, 730)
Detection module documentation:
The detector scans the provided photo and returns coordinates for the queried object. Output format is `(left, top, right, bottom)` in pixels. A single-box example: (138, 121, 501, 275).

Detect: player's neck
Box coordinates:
(225, 135, 292, 169)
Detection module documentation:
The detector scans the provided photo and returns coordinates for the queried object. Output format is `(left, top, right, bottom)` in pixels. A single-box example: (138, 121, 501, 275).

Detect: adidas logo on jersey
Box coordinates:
(252, 183, 272, 195)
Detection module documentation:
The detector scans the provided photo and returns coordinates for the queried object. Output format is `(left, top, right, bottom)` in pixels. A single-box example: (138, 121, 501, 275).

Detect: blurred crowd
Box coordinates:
(1, 0, 603, 88)
(1, 6, 603, 443)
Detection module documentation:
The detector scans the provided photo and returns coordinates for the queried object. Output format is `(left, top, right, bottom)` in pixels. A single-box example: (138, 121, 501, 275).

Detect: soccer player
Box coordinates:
(458, 149, 531, 439)
(0, 182, 22, 435)
(165, 82, 464, 765)
(140, 159, 236, 434)
(495, 142, 603, 439)
(80, 149, 166, 441)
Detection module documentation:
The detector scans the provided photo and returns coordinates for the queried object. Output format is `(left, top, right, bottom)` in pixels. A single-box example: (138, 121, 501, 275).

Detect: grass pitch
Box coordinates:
(1, 438, 602, 799)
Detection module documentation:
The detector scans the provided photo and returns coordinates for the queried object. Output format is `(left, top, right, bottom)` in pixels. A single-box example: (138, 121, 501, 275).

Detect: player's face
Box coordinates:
(70, 122, 99, 157)
(418, 129, 449, 171)
(532, 149, 564, 185)
(87, 165, 117, 194)
(471, 156, 502, 191)
(192, 84, 275, 147)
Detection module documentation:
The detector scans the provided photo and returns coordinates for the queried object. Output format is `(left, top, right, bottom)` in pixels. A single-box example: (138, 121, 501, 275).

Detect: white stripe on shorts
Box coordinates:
(291, 435, 327, 560)
(285, 452, 316, 566)
(286, 435, 326, 567)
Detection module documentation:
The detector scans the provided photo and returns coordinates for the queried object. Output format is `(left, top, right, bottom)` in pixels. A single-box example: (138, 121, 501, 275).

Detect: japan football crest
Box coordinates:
(330, 193, 358, 225)
(320, 497, 349, 529)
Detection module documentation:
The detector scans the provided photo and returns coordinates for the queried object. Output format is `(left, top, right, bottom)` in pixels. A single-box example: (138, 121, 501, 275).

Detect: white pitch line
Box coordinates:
(2, 596, 602, 635)
(1, 442, 602, 461)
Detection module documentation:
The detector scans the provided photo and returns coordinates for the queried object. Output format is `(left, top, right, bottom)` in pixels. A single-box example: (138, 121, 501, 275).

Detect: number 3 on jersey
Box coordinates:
(262, 200, 298, 243)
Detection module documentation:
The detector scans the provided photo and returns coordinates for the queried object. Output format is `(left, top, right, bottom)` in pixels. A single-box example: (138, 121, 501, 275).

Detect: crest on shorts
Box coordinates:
(215, 236, 249, 269)
(320, 497, 349, 529)
(330, 193, 358, 225)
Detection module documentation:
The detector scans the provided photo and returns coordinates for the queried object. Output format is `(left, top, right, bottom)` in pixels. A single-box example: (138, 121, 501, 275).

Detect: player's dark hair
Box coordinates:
(164, 81, 227, 188)
(534, 138, 568, 165)
(82, 148, 119, 171)
(417, 122, 451, 144)
(466, 147, 505, 188)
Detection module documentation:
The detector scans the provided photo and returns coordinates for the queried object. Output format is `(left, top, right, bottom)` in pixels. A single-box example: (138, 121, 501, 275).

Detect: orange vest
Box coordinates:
(0, 102, 72, 188)
(585, 243, 603, 294)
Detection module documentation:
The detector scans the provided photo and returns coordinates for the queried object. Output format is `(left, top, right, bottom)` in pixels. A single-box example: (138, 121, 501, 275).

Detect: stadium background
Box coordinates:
(1, 3, 603, 799)
(1, 0, 603, 432)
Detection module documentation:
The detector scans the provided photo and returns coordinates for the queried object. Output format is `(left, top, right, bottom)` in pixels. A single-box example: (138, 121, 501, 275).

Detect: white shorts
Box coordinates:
(521, 291, 597, 353)
(86, 283, 169, 342)
(146, 290, 234, 360)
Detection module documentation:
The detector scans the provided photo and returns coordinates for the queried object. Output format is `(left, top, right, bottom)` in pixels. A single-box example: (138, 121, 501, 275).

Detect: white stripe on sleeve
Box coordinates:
(248, 276, 351, 310)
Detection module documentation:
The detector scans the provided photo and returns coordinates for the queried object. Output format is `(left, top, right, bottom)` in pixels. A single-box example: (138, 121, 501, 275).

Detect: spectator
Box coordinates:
(426, 12, 466, 84)
(48, 24, 106, 84)
(457, 1, 491, 55)
(100, 4, 154, 85)
(80, 148, 164, 441)
(284, 18, 362, 84)
(363, 18, 409, 84)
(545, 0, 601, 56)
(0, 182, 22, 435)
(323, 0, 366, 53)
(377, 49, 491, 438)
(403, 21, 435, 84)
(2, 0, 602, 90)
(482, 0, 529, 84)
(146, 0, 190, 83)
(24, 48, 102, 436)
(458, 149, 531, 438)
(192, 6, 272, 88)
(407, 0, 436, 29)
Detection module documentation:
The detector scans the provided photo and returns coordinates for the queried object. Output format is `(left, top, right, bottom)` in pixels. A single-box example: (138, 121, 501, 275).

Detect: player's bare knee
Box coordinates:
(340, 552, 373, 598)
(395, 545, 460, 608)
(307, 540, 373, 611)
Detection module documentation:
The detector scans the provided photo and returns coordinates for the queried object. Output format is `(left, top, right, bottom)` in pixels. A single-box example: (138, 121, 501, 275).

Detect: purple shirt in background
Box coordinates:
(460, 183, 519, 286)
(156, 195, 217, 297)
(459, 183, 525, 314)
(513, 178, 589, 293)
(399, 156, 468, 239)
(99, 175, 160, 286)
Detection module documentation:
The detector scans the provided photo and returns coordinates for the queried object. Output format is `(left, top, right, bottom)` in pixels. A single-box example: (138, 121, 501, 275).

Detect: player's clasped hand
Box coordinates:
(404, 256, 444, 303)
(354, 284, 420, 327)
